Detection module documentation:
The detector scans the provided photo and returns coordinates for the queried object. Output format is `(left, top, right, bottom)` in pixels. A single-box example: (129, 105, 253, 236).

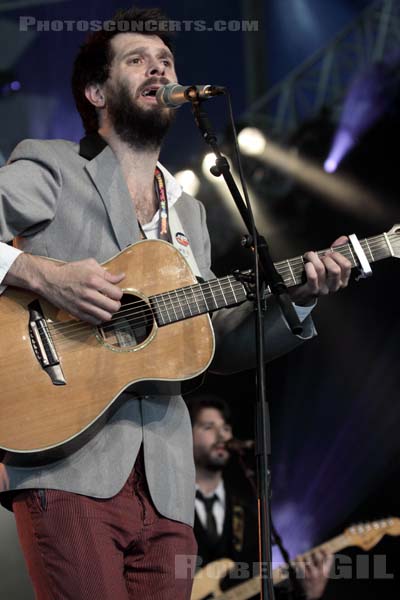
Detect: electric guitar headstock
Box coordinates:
(344, 517, 400, 551)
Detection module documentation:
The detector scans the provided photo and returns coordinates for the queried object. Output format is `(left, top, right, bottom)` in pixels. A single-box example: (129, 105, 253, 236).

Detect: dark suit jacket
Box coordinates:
(194, 477, 305, 599)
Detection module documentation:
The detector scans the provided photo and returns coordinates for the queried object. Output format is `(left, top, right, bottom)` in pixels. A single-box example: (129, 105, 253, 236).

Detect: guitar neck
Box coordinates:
(201, 517, 400, 600)
(272, 534, 348, 586)
(273, 232, 393, 288)
(150, 275, 248, 327)
(219, 534, 349, 600)
(151, 232, 394, 328)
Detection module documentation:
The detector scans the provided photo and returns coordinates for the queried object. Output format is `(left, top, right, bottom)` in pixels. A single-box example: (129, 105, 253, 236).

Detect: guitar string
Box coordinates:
(46, 283, 248, 346)
(45, 242, 342, 335)
(47, 235, 389, 332)
(47, 248, 342, 342)
(41, 264, 390, 350)
(45, 240, 390, 347)
(207, 521, 394, 594)
(44, 260, 374, 350)
(46, 278, 246, 338)
(42, 236, 394, 348)
(219, 525, 390, 595)
(46, 236, 391, 337)
(47, 254, 388, 343)
(45, 237, 393, 349)
(220, 524, 389, 594)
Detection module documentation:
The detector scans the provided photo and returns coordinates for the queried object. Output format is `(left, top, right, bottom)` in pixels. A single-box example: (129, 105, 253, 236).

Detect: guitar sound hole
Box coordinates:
(97, 293, 154, 350)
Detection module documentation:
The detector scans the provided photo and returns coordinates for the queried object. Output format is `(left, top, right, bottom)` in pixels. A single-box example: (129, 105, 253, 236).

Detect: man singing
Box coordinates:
(0, 6, 350, 599)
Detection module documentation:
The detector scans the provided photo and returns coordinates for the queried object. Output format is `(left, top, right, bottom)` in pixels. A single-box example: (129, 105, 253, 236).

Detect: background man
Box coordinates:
(188, 394, 333, 599)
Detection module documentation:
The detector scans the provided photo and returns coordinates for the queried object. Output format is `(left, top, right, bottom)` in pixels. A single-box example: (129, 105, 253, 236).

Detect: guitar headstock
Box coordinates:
(387, 225, 400, 258)
(344, 517, 400, 551)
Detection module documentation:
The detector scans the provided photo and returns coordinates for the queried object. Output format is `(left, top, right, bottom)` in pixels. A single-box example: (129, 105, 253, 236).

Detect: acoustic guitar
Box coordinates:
(1, 226, 399, 461)
(191, 517, 400, 600)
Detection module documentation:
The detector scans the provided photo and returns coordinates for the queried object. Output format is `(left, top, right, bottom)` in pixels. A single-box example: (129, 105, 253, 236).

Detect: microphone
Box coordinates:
(224, 438, 255, 452)
(156, 83, 226, 108)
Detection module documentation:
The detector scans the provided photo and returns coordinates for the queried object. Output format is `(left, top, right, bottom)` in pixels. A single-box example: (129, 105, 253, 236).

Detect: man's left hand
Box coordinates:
(289, 236, 351, 306)
(296, 550, 334, 600)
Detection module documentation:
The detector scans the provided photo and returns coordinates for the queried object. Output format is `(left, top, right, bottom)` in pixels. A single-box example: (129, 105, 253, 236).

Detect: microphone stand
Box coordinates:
(234, 447, 305, 600)
(188, 90, 303, 600)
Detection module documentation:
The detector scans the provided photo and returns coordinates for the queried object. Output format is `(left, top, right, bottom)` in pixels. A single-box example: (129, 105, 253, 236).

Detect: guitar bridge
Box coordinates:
(28, 300, 66, 385)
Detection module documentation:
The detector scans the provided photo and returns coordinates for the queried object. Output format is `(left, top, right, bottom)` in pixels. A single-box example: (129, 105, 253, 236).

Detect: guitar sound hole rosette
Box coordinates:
(96, 291, 156, 352)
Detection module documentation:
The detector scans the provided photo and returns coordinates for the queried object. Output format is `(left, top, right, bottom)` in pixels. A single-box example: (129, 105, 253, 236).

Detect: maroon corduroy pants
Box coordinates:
(11, 448, 197, 599)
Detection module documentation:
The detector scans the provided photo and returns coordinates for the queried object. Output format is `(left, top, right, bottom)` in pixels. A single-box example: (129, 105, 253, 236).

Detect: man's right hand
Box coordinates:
(4, 253, 125, 325)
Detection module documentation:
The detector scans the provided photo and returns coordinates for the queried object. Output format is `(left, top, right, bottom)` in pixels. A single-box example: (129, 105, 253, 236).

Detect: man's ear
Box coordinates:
(85, 84, 105, 108)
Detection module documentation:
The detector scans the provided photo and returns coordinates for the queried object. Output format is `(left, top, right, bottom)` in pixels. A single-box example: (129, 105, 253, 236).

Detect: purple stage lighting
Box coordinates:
(271, 501, 314, 567)
(324, 130, 354, 173)
(325, 53, 400, 171)
(323, 159, 337, 173)
(0, 80, 21, 95)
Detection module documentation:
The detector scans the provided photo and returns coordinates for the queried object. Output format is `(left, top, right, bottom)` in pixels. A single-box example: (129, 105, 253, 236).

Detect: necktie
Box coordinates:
(196, 490, 219, 545)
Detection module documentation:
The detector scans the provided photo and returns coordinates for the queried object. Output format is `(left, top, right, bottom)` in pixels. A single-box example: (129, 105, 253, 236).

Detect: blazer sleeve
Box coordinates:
(0, 139, 61, 242)
(196, 199, 317, 374)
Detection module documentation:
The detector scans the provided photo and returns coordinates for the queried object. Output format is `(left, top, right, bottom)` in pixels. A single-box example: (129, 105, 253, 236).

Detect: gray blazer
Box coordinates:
(0, 136, 315, 526)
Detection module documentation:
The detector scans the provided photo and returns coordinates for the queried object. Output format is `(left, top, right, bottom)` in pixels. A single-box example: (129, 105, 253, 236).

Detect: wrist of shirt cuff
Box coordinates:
(294, 299, 317, 322)
(0, 244, 23, 291)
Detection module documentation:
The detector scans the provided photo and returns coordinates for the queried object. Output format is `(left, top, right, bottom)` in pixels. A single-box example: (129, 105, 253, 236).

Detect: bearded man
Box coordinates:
(0, 6, 350, 599)
(189, 395, 333, 600)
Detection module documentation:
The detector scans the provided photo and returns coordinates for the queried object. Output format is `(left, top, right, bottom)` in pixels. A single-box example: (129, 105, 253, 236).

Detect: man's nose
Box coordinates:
(217, 429, 231, 442)
(146, 62, 165, 78)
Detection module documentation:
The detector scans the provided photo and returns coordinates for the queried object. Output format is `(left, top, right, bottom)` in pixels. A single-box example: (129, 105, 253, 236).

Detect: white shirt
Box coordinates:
(0, 244, 22, 294)
(195, 480, 226, 536)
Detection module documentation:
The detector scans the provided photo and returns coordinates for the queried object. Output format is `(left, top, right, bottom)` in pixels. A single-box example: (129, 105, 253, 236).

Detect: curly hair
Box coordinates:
(71, 6, 173, 134)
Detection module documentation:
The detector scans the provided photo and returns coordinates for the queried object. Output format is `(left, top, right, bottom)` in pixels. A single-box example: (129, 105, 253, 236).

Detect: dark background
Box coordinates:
(0, 0, 399, 598)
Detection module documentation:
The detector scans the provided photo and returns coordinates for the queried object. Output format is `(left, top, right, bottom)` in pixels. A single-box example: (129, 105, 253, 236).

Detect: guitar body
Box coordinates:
(2, 224, 399, 462)
(0, 240, 214, 460)
(191, 559, 234, 600)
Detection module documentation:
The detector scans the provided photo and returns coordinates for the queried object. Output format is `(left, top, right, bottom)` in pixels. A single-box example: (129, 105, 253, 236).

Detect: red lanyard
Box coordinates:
(138, 167, 170, 242)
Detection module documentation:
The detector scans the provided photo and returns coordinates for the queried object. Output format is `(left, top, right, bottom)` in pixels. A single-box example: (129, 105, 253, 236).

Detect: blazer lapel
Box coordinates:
(84, 145, 141, 250)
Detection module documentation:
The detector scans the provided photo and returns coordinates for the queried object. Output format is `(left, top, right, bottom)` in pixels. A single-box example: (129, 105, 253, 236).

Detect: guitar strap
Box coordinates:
(231, 502, 245, 553)
(140, 167, 203, 279)
(154, 167, 171, 242)
(138, 167, 172, 242)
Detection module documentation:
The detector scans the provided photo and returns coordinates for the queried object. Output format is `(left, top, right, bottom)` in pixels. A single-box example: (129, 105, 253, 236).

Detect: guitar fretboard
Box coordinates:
(273, 233, 393, 288)
(273, 534, 348, 585)
(216, 534, 351, 600)
(150, 232, 395, 327)
(150, 276, 247, 326)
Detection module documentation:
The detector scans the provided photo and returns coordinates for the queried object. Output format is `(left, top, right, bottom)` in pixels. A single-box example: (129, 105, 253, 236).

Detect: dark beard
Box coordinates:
(201, 451, 230, 471)
(106, 79, 175, 151)
(204, 461, 226, 472)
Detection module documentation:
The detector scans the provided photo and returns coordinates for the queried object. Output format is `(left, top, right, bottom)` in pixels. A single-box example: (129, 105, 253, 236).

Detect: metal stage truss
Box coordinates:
(243, 0, 400, 140)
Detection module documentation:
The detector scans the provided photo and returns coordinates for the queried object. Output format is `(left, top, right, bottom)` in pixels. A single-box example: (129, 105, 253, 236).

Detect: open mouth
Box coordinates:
(141, 87, 159, 98)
